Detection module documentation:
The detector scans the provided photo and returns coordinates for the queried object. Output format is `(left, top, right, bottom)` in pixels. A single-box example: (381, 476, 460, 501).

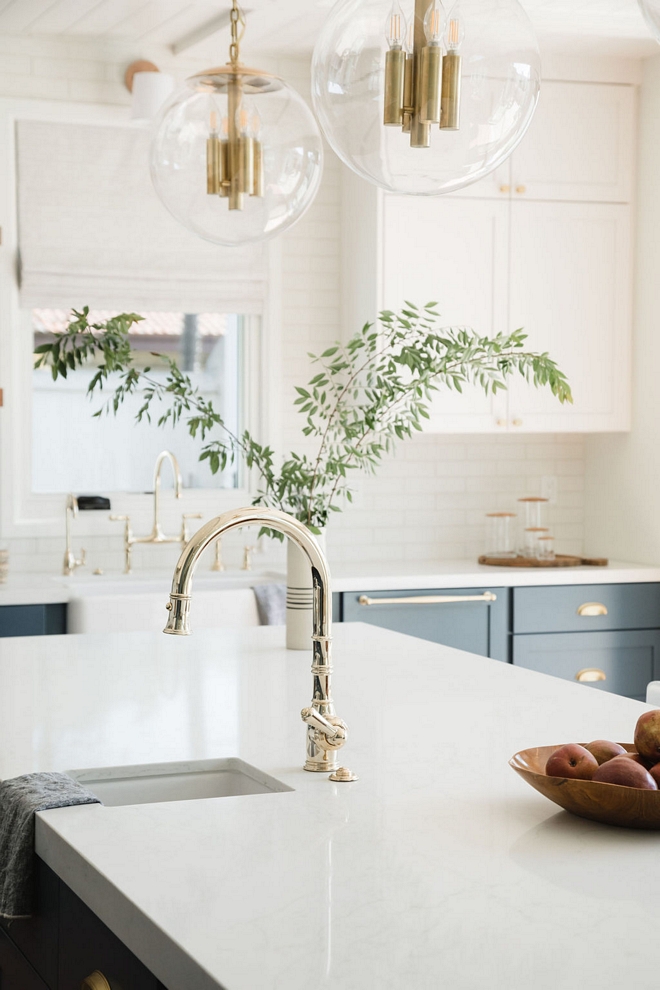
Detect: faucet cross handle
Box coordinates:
(110, 514, 133, 575)
(181, 513, 203, 543)
(242, 545, 256, 571)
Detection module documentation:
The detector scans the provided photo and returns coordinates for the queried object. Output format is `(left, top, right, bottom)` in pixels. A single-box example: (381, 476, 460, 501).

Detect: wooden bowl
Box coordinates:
(510, 743, 660, 830)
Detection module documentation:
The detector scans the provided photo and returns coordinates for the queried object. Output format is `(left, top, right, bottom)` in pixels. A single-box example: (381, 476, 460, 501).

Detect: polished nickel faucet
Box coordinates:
(111, 451, 202, 574)
(163, 506, 348, 773)
(62, 494, 86, 576)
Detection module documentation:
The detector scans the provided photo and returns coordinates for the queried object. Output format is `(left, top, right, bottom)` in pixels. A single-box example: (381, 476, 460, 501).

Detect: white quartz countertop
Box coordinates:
(1, 559, 660, 607)
(331, 558, 660, 591)
(1, 624, 658, 990)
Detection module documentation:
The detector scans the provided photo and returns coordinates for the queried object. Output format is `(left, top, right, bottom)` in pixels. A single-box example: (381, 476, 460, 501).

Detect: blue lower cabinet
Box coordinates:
(342, 587, 509, 661)
(0, 605, 66, 638)
(513, 629, 660, 701)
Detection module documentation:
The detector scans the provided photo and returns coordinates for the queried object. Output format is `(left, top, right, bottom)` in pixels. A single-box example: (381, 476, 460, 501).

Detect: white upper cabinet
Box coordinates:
(509, 82, 636, 203)
(507, 201, 632, 433)
(451, 82, 636, 204)
(382, 196, 509, 432)
(341, 79, 636, 434)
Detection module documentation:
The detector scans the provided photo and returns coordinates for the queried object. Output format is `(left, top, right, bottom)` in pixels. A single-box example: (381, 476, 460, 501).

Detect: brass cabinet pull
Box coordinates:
(576, 667, 607, 683)
(496, 418, 506, 427)
(358, 592, 497, 606)
(516, 184, 527, 194)
(82, 973, 112, 990)
(577, 602, 608, 617)
(499, 184, 510, 193)
(511, 418, 523, 427)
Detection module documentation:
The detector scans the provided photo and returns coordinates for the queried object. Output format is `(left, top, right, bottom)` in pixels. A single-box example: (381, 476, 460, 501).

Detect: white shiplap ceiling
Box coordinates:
(0, 0, 655, 59)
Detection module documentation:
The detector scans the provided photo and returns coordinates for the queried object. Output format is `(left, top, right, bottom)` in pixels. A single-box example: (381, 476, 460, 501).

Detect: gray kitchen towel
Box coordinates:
(253, 582, 286, 625)
(0, 772, 102, 920)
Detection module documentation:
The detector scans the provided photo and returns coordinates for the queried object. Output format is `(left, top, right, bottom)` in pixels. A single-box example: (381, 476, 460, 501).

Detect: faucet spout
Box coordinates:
(152, 451, 183, 538)
(163, 506, 346, 773)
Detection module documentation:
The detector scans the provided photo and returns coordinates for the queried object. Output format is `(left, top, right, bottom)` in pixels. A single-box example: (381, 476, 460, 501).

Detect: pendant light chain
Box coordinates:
(229, 0, 245, 67)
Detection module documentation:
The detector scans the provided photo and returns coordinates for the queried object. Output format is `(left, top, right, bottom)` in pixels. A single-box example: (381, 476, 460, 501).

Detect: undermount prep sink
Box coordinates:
(67, 758, 293, 807)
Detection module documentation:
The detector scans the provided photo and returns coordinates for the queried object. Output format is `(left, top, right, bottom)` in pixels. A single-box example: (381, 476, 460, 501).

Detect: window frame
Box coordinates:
(0, 97, 282, 539)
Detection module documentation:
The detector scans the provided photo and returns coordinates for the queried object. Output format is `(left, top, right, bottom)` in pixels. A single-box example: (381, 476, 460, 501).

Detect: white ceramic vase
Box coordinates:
(286, 529, 326, 650)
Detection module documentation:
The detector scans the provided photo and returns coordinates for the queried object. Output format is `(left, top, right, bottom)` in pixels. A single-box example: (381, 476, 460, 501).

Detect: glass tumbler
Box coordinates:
(523, 527, 549, 559)
(486, 513, 517, 558)
(537, 535, 556, 562)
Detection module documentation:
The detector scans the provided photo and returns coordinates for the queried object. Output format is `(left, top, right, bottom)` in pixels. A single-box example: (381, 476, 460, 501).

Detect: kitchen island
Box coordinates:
(1, 623, 658, 990)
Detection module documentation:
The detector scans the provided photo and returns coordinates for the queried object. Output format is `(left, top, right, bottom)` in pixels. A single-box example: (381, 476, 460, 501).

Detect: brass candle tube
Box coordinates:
(252, 140, 265, 197)
(219, 139, 230, 198)
(206, 134, 221, 195)
(384, 48, 406, 125)
(402, 55, 413, 132)
(238, 135, 255, 195)
(441, 53, 462, 130)
(419, 45, 442, 124)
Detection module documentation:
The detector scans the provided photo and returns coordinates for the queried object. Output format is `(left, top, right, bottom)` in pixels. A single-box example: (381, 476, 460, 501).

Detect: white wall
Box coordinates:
(584, 53, 660, 565)
(0, 35, 586, 574)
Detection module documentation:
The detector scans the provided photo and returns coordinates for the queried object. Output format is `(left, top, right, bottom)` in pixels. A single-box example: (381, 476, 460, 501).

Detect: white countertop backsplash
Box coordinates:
(0, 623, 649, 990)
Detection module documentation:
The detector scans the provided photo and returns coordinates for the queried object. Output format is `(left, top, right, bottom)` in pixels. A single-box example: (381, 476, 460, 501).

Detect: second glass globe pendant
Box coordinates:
(151, 0, 323, 246)
(312, 0, 541, 196)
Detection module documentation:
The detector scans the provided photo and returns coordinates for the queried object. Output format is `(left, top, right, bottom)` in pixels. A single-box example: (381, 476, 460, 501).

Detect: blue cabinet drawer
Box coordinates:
(342, 587, 508, 661)
(513, 583, 660, 635)
(0, 604, 66, 638)
(513, 629, 660, 700)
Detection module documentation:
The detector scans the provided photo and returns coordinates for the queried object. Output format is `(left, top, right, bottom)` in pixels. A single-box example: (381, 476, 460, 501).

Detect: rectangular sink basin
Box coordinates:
(67, 758, 293, 807)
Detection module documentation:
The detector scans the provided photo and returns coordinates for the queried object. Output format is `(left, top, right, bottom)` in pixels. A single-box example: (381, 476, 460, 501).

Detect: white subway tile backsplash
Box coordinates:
(0, 41, 586, 575)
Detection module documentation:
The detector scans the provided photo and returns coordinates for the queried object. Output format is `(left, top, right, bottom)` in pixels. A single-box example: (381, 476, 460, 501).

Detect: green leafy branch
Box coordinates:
(34, 303, 572, 538)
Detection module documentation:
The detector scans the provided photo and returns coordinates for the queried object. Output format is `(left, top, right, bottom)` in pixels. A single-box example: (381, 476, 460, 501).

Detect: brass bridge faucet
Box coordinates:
(163, 507, 348, 773)
(62, 494, 86, 576)
(111, 451, 202, 574)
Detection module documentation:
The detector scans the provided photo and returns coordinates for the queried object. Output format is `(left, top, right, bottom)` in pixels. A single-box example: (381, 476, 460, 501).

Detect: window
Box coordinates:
(32, 309, 246, 493)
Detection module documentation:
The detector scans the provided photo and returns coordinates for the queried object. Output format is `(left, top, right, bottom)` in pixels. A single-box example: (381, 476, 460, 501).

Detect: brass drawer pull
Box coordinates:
(576, 667, 607, 683)
(499, 184, 510, 193)
(82, 973, 112, 990)
(577, 602, 608, 617)
(358, 592, 497, 606)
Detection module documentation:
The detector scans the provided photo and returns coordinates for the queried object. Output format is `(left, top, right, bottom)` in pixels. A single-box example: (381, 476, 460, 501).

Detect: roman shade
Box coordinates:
(16, 120, 267, 314)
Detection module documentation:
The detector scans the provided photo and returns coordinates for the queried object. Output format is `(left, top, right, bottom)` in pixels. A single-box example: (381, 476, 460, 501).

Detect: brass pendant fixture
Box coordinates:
(205, 0, 265, 211)
(384, 0, 464, 147)
(150, 1, 323, 246)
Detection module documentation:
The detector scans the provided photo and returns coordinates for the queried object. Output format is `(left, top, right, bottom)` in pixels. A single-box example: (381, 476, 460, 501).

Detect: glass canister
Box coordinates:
(0, 550, 8, 585)
(486, 513, 517, 558)
(518, 496, 549, 531)
(537, 534, 556, 562)
(523, 527, 549, 559)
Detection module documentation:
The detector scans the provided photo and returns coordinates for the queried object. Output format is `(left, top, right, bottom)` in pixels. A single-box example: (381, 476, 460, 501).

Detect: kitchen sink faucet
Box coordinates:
(111, 451, 202, 574)
(163, 506, 349, 773)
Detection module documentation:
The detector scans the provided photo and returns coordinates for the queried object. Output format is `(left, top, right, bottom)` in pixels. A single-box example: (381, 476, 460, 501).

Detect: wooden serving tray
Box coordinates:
(479, 554, 608, 568)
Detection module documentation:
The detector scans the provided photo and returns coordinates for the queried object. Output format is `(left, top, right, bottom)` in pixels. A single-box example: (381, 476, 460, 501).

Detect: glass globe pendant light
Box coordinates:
(151, 0, 323, 246)
(312, 0, 541, 196)
(639, 0, 660, 43)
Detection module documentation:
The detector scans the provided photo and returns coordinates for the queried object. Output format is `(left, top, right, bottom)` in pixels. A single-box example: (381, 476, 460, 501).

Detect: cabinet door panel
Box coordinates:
(513, 630, 660, 701)
(381, 195, 509, 432)
(343, 587, 508, 660)
(510, 82, 635, 203)
(507, 200, 631, 432)
(59, 882, 160, 990)
(0, 858, 58, 988)
(0, 929, 49, 990)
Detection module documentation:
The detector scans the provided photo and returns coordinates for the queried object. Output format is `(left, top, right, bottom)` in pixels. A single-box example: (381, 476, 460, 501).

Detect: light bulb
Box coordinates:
(424, 0, 446, 45)
(250, 106, 263, 140)
(385, 0, 406, 49)
(209, 110, 218, 134)
(446, 3, 465, 51)
(236, 101, 251, 135)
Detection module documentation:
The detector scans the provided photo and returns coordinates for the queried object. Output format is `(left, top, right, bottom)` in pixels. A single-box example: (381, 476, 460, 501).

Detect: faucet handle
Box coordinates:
(301, 708, 348, 751)
(211, 539, 225, 572)
(242, 545, 256, 571)
(181, 513, 203, 543)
